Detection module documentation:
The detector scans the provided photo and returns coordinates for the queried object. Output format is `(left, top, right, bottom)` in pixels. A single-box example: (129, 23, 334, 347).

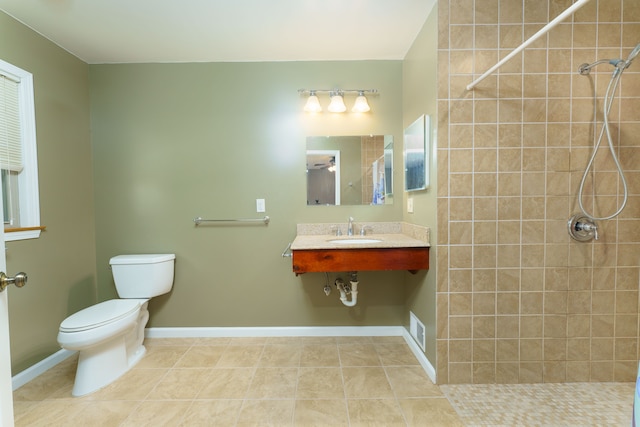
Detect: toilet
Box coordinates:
(57, 253, 175, 396)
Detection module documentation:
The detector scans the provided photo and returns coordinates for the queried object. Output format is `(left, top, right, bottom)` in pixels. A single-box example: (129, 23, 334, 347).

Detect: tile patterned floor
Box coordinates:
(11, 336, 635, 426)
(12, 336, 462, 426)
(442, 382, 635, 427)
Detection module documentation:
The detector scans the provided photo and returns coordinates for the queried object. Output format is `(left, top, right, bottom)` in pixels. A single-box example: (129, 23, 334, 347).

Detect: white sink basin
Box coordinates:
(328, 238, 382, 244)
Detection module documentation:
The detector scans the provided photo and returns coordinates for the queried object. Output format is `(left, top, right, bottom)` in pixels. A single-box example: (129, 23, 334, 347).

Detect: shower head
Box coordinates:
(612, 43, 640, 77)
(579, 44, 640, 76)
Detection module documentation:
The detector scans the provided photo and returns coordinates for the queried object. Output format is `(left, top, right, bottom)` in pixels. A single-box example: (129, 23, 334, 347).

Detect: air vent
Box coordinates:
(409, 311, 426, 351)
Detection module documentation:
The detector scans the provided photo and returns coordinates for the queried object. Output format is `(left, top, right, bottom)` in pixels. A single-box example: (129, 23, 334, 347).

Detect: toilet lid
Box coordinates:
(60, 299, 141, 332)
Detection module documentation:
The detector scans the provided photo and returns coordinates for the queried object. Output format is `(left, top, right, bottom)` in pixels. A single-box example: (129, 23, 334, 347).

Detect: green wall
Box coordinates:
(402, 5, 439, 364)
(0, 6, 438, 375)
(89, 61, 408, 328)
(0, 12, 97, 373)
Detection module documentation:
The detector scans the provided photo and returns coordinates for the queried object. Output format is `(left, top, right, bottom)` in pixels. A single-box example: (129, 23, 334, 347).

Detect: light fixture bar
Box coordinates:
(298, 88, 378, 113)
(298, 89, 378, 96)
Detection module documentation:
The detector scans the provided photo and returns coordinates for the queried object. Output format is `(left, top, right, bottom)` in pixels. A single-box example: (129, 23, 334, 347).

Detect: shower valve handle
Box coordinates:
(577, 222, 598, 240)
(568, 214, 599, 242)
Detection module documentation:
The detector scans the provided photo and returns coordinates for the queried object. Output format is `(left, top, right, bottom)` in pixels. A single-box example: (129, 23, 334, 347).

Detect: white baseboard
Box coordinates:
(145, 325, 405, 338)
(12, 349, 76, 391)
(14, 326, 438, 389)
(402, 328, 437, 384)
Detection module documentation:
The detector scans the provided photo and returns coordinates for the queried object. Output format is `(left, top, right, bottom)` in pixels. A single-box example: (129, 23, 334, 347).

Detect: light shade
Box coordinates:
(327, 92, 347, 113)
(303, 91, 322, 113)
(351, 91, 370, 113)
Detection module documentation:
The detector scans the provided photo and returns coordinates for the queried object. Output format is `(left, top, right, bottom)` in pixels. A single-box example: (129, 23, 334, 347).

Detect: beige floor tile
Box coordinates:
(266, 336, 304, 345)
(174, 345, 225, 368)
(13, 359, 77, 402)
(371, 336, 406, 344)
(294, 399, 349, 426)
(297, 367, 345, 399)
(135, 345, 191, 368)
(300, 336, 338, 345)
(12, 401, 39, 423)
(236, 399, 295, 426)
(398, 397, 465, 427)
(193, 337, 231, 345)
(300, 344, 341, 367)
(46, 382, 78, 400)
(247, 367, 298, 398)
(342, 367, 395, 399)
(146, 368, 209, 399)
(229, 337, 269, 345)
(13, 336, 636, 427)
(197, 367, 254, 399)
(178, 399, 243, 426)
(336, 336, 373, 344)
(376, 343, 420, 366)
(67, 400, 138, 426)
(120, 400, 192, 426)
(85, 368, 167, 400)
(14, 400, 88, 427)
(338, 343, 381, 366)
(385, 366, 443, 397)
(259, 344, 302, 367)
(347, 398, 406, 426)
(216, 345, 264, 367)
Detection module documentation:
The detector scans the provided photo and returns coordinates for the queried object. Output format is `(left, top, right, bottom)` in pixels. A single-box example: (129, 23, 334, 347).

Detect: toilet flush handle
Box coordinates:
(0, 271, 27, 292)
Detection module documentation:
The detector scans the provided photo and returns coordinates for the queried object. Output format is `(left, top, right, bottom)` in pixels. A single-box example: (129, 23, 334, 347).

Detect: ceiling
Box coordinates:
(0, 0, 436, 64)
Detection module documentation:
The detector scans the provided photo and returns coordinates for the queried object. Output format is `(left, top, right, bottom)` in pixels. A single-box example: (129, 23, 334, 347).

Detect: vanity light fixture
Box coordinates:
(327, 91, 347, 113)
(351, 91, 371, 113)
(303, 90, 322, 113)
(298, 88, 378, 113)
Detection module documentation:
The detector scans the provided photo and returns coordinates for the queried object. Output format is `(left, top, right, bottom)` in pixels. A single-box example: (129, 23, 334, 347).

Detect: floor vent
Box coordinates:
(409, 311, 426, 351)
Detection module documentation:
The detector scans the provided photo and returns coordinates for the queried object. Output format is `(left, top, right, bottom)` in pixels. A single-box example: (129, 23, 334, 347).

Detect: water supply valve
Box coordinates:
(568, 213, 599, 242)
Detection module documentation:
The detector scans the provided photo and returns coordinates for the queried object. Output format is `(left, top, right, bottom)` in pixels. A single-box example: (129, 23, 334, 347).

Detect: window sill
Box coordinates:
(5, 226, 45, 241)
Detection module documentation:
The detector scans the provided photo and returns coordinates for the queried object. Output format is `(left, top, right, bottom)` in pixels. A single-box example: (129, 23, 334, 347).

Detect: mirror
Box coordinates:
(306, 135, 393, 206)
(404, 115, 429, 192)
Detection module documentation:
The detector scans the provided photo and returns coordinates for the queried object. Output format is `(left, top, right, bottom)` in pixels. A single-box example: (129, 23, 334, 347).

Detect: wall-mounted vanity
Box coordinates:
(290, 222, 429, 275)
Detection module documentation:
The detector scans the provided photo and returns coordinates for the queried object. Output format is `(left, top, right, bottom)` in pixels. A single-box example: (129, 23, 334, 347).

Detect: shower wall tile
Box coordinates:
(437, 0, 640, 384)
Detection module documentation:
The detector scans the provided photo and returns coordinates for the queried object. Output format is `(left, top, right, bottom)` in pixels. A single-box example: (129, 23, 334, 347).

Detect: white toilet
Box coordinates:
(57, 253, 175, 396)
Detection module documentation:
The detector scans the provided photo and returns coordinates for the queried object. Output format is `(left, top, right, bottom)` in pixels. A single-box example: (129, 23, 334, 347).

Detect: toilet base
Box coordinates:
(72, 325, 146, 396)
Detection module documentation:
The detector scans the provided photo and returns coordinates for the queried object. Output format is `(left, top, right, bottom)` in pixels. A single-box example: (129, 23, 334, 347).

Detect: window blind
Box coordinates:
(0, 74, 23, 172)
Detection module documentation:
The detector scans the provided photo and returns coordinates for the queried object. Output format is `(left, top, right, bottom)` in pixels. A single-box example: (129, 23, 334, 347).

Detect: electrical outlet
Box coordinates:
(256, 198, 265, 213)
(407, 197, 414, 213)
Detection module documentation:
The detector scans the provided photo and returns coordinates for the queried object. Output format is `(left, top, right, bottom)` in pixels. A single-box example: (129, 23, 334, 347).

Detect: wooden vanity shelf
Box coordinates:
(292, 247, 429, 275)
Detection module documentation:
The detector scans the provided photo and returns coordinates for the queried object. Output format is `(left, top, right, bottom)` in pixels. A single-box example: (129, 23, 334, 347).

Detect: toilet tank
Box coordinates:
(109, 254, 176, 298)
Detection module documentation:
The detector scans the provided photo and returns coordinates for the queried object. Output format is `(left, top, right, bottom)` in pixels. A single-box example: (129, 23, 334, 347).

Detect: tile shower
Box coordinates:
(436, 0, 640, 384)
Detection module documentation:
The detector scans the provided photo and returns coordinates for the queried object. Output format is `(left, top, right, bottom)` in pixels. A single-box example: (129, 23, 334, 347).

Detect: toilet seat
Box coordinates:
(60, 299, 143, 333)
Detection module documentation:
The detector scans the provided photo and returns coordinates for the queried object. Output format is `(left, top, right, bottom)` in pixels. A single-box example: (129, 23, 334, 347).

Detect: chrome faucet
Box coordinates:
(347, 216, 354, 236)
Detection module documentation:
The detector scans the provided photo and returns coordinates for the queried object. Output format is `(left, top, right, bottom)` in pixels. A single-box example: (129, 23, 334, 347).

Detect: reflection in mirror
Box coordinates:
(404, 115, 429, 192)
(306, 135, 393, 206)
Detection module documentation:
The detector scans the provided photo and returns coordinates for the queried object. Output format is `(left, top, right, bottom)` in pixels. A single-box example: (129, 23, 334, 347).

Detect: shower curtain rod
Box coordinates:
(466, 0, 591, 90)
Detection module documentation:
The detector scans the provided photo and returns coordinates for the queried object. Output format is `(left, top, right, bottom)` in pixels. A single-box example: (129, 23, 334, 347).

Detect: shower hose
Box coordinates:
(577, 62, 629, 221)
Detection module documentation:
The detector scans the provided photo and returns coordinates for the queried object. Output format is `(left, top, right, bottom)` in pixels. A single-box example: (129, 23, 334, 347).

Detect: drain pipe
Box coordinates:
(334, 272, 359, 307)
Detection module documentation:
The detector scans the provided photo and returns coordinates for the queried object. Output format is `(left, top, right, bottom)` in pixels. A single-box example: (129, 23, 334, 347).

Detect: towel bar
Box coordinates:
(193, 216, 270, 225)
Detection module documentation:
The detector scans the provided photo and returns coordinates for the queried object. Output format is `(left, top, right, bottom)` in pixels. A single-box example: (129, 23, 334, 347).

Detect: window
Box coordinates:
(0, 59, 41, 241)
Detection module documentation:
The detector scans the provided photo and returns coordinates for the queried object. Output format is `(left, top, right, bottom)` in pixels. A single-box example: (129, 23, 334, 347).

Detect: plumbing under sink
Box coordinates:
(327, 238, 382, 244)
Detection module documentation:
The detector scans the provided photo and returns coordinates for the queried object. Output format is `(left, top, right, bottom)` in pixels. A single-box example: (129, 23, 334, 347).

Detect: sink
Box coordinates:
(328, 238, 382, 244)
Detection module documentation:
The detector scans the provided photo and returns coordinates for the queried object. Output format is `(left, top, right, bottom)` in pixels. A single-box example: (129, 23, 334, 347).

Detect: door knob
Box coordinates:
(0, 272, 27, 292)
